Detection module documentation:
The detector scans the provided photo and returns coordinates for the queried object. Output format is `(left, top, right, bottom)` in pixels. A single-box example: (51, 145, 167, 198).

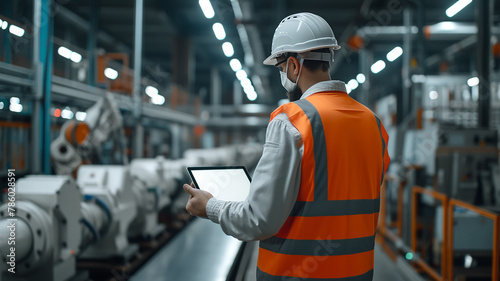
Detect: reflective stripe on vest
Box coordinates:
(257, 92, 390, 280)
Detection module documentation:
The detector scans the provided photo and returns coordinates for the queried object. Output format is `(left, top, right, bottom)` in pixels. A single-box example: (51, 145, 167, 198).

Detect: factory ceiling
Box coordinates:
(3, 0, 498, 109)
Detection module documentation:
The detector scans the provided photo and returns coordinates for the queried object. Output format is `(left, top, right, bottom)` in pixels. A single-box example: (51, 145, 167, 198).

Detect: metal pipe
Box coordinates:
(133, 0, 144, 158)
(32, 0, 42, 174)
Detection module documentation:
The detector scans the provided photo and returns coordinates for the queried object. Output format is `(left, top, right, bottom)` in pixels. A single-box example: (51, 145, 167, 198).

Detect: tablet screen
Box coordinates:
(187, 166, 251, 202)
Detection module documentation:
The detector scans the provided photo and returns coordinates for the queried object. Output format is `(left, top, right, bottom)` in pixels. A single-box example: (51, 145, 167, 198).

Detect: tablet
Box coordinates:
(186, 166, 251, 202)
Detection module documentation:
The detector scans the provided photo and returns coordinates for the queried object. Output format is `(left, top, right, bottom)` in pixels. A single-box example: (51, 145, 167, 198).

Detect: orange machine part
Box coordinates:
(65, 122, 90, 146)
(347, 35, 364, 51)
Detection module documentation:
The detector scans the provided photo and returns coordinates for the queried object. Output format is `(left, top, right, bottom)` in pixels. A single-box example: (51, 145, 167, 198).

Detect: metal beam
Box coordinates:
(87, 0, 99, 86)
(133, 0, 144, 158)
(477, 0, 493, 128)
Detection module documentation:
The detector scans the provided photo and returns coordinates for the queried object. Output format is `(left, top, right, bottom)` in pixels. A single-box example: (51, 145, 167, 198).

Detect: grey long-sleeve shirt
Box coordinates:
(206, 80, 347, 241)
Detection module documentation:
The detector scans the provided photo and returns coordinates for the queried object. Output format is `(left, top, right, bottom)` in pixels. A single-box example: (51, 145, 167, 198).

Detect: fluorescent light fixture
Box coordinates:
(0, 102, 3, 110)
(1, 21, 7, 30)
(61, 107, 74, 119)
(145, 85, 159, 97)
(371, 60, 386, 74)
(70, 52, 82, 63)
(222, 42, 234, 57)
(240, 78, 252, 88)
(58, 46, 72, 59)
(9, 103, 22, 113)
(464, 254, 473, 269)
(151, 94, 165, 105)
(8, 24, 24, 37)
(199, 0, 215, 19)
(429, 90, 439, 100)
(386, 46, 403, 62)
(10, 97, 20, 104)
(75, 111, 87, 121)
(236, 69, 247, 80)
(446, 0, 472, 17)
(246, 90, 257, 101)
(439, 21, 457, 30)
(104, 67, 118, 80)
(230, 59, 242, 72)
(243, 85, 255, 96)
(467, 77, 479, 87)
(348, 79, 359, 90)
(346, 85, 352, 94)
(356, 73, 366, 84)
(212, 23, 226, 40)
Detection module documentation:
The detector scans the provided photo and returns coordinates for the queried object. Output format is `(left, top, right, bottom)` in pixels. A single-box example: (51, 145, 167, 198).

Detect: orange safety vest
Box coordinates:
(257, 91, 390, 281)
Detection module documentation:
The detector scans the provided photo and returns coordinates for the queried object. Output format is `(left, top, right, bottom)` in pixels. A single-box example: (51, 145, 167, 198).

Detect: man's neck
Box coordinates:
(298, 71, 331, 93)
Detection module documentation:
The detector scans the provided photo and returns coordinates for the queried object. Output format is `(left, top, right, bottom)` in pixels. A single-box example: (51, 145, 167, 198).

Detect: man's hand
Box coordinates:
(183, 183, 213, 218)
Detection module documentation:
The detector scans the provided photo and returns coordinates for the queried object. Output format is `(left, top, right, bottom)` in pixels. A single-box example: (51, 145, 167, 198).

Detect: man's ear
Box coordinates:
(289, 56, 301, 76)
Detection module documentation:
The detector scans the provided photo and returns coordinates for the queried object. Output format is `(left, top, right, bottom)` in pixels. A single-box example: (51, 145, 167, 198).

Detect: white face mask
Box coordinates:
(280, 57, 304, 93)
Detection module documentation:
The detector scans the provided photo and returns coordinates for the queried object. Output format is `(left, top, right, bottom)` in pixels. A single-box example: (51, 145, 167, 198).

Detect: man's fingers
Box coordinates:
(183, 184, 197, 196)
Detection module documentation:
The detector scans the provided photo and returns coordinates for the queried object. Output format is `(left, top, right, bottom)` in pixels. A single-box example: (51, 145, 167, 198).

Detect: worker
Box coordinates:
(184, 12, 390, 281)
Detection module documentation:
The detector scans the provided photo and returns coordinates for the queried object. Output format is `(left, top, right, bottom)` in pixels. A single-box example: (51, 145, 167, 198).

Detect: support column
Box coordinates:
(32, 0, 54, 174)
(87, 0, 99, 86)
(359, 49, 372, 106)
(2, 1, 12, 63)
(172, 36, 194, 92)
(233, 79, 242, 106)
(133, 0, 144, 158)
(401, 4, 412, 122)
(477, 0, 492, 128)
(211, 67, 221, 119)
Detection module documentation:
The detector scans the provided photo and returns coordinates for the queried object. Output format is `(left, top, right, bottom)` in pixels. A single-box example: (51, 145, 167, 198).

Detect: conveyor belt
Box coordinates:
(130, 218, 242, 281)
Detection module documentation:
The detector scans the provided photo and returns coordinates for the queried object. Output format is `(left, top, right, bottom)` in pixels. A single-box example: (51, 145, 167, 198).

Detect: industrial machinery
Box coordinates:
(0, 144, 264, 281)
(50, 92, 126, 176)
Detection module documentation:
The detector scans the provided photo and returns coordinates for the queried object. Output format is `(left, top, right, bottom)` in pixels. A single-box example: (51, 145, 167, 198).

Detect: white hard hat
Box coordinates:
(263, 12, 341, 66)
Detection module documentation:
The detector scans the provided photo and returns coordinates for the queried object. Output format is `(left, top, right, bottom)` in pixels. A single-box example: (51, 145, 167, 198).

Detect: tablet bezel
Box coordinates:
(186, 166, 252, 192)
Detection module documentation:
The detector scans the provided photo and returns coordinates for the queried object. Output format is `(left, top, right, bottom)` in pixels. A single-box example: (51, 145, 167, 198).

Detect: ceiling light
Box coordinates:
(467, 77, 479, 87)
(236, 69, 247, 80)
(1, 21, 8, 30)
(75, 111, 87, 121)
(9, 103, 23, 113)
(10, 97, 20, 104)
(371, 60, 386, 74)
(145, 85, 159, 97)
(199, 0, 215, 19)
(356, 73, 366, 84)
(386, 46, 403, 62)
(212, 23, 226, 40)
(346, 85, 352, 94)
(348, 79, 359, 90)
(70, 51, 82, 63)
(8, 24, 24, 37)
(58, 46, 72, 59)
(240, 78, 252, 88)
(243, 84, 255, 93)
(104, 68, 118, 80)
(446, 0, 472, 17)
(246, 90, 257, 101)
(429, 90, 439, 100)
(0, 102, 3, 110)
(222, 42, 234, 57)
(230, 59, 242, 72)
(61, 107, 74, 119)
(151, 95, 165, 105)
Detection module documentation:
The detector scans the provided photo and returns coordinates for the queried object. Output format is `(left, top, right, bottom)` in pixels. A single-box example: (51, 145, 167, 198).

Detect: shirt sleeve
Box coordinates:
(206, 113, 303, 241)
